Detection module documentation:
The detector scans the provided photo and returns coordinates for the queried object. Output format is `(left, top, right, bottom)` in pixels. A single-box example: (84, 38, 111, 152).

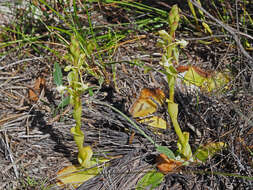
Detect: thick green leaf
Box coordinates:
(53, 62, 63, 86)
(136, 170, 164, 190)
(194, 142, 227, 162)
(156, 146, 175, 159)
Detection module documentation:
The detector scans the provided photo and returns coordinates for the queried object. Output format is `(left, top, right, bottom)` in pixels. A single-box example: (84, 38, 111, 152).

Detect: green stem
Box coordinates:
(167, 101, 192, 159)
(73, 95, 82, 131)
(171, 118, 185, 145)
(169, 87, 175, 102)
(71, 93, 85, 151)
(167, 75, 175, 102)
(71, 67, 84, 150)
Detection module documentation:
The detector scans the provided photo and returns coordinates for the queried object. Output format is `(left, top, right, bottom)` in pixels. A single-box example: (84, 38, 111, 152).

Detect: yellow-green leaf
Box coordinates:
(136, 170, 164, 190)
(57, 164, 101, 188)
(167, 100, 178, 121)
(158, 30, 172, 43)
(177, 132, 192, 160)
(78, 146, 93, 167)
(184, 67, 205, 87)
(206, 72, 230, 92)
(194, 142, 227, 162)
(71, 126, 84, 150)
(138, 116, 167, 130)
(67, 71, 76, 89)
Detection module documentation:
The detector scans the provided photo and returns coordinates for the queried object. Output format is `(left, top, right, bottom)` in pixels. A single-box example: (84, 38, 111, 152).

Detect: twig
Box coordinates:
(185, 34, 229, 41)
(0, 57, 43, 70)
(3, 131, 19, 178)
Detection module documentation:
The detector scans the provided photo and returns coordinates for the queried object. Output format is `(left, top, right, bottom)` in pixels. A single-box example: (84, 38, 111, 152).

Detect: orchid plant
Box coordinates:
(137, 5, 227, 189)
(54, 36, 107, 188)
(158, 4, 227, 162)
